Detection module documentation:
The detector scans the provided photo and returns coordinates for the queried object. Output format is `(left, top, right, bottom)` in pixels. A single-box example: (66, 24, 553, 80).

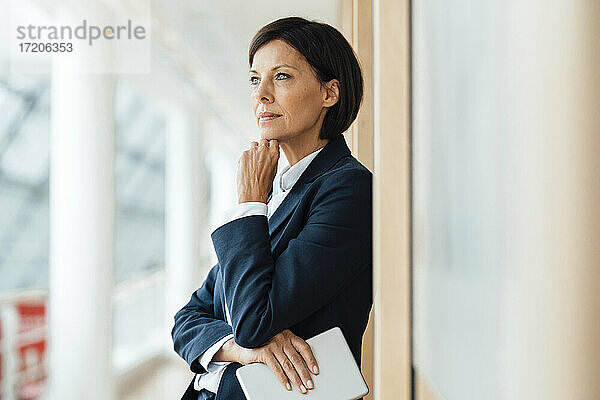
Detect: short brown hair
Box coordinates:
(249, 17, 364, 140)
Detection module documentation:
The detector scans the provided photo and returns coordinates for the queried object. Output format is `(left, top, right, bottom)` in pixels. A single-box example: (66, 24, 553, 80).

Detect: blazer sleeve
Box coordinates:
(210, 169, 372, 349)
(171, 263, 234, 374)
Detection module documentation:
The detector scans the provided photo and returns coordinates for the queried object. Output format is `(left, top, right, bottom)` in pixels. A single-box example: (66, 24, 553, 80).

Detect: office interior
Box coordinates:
(0, 0, 598, 399)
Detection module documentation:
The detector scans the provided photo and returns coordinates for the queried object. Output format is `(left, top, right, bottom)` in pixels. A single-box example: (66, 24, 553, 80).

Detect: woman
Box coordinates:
(172, 16, 372, 400)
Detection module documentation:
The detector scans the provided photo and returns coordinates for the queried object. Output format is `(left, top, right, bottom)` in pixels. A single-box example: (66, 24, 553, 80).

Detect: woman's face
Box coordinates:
(249, 39, 334, 142)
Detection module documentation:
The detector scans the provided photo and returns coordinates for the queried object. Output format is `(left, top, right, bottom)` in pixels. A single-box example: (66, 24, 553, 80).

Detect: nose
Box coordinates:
(253, 79, 274, 104)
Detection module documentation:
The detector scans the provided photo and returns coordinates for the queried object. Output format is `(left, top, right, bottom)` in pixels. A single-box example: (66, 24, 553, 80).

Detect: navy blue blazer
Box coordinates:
(172, 133, 373, 400)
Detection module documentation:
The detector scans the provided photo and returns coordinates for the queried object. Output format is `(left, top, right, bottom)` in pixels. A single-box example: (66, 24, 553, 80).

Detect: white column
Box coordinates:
(48, 5, 116, 400)
(164, 105, 209, 347)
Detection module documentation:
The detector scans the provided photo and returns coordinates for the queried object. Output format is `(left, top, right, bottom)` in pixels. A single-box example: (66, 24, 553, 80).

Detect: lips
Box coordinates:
(258, 112, 282, 122)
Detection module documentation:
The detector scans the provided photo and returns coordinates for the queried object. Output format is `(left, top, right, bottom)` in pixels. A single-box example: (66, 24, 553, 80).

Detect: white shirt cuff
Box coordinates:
(194, 360, 231, 392)
(212, 202, 267, 233)
(199, 333, 234, 371)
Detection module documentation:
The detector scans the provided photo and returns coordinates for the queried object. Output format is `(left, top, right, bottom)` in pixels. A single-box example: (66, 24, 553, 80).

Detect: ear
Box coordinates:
(322, 79, 340, 108)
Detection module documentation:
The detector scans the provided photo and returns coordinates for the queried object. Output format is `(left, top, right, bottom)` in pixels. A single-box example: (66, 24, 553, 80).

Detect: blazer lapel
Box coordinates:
(267, 133, 351, 240)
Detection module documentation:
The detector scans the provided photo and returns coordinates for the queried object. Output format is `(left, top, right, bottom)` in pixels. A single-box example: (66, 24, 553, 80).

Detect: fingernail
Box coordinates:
(300, 385, 307, 393)
(313, 365, 319, 374)
(307, 379, 314, 389)
(286, 383, 291, 391)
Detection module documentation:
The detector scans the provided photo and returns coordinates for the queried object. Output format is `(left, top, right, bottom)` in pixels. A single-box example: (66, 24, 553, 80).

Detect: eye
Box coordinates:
(275, 72, 290, 80)
(249, 76, 259, 85)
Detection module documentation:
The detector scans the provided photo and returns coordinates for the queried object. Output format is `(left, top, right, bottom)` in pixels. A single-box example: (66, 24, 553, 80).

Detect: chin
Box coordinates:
(260, 130, 284, 141)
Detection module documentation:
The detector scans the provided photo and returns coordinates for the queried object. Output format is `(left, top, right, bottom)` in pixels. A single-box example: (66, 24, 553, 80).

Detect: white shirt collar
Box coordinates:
(273, 146, 325, 196)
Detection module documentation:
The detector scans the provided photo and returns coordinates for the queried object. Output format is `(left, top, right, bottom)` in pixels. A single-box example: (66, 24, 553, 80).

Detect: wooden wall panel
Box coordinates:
(372, 0, 412, 399)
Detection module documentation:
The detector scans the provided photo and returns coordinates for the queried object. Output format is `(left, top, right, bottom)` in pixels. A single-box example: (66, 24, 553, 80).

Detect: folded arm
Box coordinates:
(211, 169, 372, 349)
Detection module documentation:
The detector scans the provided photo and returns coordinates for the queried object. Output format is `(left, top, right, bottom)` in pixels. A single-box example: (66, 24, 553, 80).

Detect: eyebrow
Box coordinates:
(249, 64, 298, 74)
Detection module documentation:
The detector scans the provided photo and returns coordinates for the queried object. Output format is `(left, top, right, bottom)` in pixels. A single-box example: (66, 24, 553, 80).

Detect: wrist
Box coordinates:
(238, 195, 268, 204)
(213, 338, 237, 362)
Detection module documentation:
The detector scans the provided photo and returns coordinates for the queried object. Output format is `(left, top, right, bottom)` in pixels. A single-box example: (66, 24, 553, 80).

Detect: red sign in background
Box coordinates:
(16, 302, 47, 400)
(0, 299, 47, 400)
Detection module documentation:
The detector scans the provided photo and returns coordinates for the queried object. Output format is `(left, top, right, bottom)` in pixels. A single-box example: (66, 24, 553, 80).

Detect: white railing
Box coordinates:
(112, 268, 168, 377)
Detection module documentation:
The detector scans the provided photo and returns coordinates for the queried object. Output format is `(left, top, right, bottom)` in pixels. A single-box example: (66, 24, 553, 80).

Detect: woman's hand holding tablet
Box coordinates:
(214, 329, 319, 394)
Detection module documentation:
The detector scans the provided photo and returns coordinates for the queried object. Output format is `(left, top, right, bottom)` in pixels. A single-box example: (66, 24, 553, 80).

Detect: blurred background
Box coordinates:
(0, 0, 342, 398)
(1, 0, 599, 400)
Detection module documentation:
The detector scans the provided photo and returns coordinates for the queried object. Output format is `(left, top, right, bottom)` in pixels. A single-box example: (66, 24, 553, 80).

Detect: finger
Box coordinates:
(284, 344, 314, 390)
(258, 138, 269, 147)
(264, 353, 292, 391)
(269, 141, 280, 159)
(292, 338, 319, 375)
(274, 347, 307, 394)
(249, 141, 259, 149)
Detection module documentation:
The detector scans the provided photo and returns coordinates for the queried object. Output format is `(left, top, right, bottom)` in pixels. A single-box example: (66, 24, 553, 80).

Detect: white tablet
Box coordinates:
(235, 326, 369, 400)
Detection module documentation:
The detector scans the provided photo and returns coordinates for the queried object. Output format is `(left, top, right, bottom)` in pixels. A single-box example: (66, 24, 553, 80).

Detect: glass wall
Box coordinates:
(0, 73, 51, 399)
(0, 75, 50, 293)
(114, 80, 166, 283)
(411, 1, 509, 398)
(0, 74, 169, 396)
(113, 79, 167, 372)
